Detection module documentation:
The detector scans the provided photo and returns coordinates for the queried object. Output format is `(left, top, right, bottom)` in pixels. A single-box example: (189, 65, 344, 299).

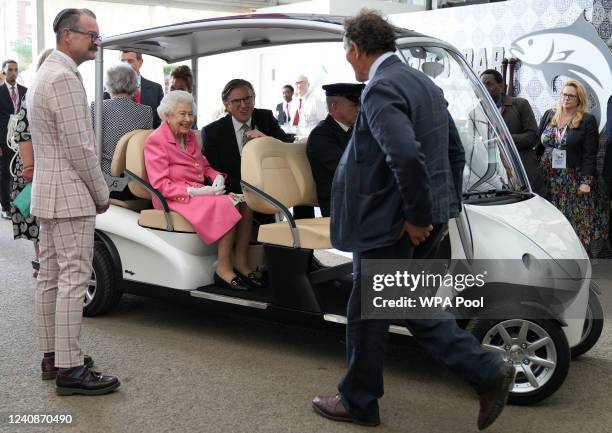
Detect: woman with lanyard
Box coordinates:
(535, 79, 608, 256)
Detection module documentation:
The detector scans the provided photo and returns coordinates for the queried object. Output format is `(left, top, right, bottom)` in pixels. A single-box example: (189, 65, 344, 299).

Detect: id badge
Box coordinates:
(551, 149, 567, 169)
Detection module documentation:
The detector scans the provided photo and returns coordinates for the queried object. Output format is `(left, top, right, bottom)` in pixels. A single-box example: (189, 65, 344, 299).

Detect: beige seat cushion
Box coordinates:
(109, 198, 152, 211)
(138, 209, 196, 233)
(258, 217, 331, 249)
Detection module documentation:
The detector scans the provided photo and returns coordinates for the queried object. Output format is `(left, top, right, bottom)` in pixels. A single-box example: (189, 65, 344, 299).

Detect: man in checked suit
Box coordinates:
(27, 8, 119, 396)
(0, 59, 27, 219)
(311, 11, 513, 430)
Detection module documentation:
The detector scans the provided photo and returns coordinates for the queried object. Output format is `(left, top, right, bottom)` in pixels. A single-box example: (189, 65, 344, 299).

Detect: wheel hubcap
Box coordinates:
(482, 319, 557, 394)
(84, 267, 97, 307)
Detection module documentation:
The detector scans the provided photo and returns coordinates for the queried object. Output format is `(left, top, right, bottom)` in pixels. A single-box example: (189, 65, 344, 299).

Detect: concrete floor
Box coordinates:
(1, 219, 611, 433)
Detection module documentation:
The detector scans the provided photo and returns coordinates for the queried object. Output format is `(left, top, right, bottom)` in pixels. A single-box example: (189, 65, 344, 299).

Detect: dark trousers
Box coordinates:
(338, 224, 503, 423)
(0, 147, 14, 211)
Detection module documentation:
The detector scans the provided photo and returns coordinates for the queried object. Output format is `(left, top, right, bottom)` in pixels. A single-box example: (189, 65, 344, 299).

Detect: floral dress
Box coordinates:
(9, 97, 39, 241)
(539, 125, 608, 251)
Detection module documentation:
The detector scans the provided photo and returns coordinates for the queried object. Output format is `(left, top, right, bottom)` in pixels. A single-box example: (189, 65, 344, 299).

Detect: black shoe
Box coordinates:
(234, 269, 267, 289)
(41, 354, 94, 380)
(477, 363, 515, 430)
(214, 272, 250, 291)
(56, 367, 120, 396)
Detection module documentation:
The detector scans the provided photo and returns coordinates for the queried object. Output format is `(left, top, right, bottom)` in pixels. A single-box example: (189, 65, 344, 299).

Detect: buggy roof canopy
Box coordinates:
(101, 13, 421, 63)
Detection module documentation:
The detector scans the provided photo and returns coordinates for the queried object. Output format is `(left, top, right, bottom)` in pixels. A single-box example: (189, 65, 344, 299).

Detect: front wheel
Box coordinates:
(571, 286, 604, 358)
(467, 307, 570, 405)
(83, 241, 122, 317)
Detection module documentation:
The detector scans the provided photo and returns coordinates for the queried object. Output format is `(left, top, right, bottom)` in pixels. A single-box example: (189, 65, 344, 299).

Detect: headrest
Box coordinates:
(241, 137, 316, 214)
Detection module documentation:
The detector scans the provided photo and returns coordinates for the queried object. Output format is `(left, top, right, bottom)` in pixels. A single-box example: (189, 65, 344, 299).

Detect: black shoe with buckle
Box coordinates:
(214, 272, 250, 291)
(42, 355, 95, 380)
(56, 367, 120, 396)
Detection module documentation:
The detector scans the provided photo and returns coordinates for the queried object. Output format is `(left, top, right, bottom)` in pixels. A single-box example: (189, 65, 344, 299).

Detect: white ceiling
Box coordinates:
(92, 0, 303, 12)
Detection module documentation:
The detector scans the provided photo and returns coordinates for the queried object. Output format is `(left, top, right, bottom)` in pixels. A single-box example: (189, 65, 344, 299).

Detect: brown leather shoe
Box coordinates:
(477, 363, 515, 430)
(56, 367, 120, 396)
(312, 394, 379, 427)
(41, 355, 94, 380)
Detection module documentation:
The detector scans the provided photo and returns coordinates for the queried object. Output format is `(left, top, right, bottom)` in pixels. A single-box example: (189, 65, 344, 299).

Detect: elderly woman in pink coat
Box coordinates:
(144, 90, 262, 292)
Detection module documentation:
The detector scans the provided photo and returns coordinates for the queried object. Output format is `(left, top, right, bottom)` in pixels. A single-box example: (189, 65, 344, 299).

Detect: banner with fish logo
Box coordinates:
(391, 0, 612, 131)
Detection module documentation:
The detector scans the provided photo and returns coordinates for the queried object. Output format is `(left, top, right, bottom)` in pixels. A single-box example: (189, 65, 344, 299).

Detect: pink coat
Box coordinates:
(144, 122, 241, 244)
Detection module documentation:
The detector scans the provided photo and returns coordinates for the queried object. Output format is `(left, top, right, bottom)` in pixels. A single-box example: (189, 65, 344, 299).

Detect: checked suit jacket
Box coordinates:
(27, 52, 109, 219)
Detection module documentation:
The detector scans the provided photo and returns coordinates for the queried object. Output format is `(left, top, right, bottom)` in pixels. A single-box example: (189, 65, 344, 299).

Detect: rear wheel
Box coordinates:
(571, 286, 604, 358)
(83, 241, 122, 317)
(467, 307, 570, 405)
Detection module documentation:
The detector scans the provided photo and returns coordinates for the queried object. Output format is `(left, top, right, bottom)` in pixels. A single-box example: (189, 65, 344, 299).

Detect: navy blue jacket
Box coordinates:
(307, 114, 351, 217)
(330, 55, 465, 253)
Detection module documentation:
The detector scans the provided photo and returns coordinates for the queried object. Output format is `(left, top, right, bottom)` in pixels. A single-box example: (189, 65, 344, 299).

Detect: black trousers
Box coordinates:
(337, 224, 503, 423)
(0, 147, 14, 211)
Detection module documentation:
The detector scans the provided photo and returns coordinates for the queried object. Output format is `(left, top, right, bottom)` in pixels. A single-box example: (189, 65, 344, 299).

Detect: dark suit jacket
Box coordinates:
(306, 114, 351, 217)
(535, 109, 599, 177)
(275, 102, 290, 124)
(104, 75, 164, 128)
(202, 109, 294, 193)
(330, 55, 465, 252)
(0, 83, 27, 150)
(499, 94, 540, 192)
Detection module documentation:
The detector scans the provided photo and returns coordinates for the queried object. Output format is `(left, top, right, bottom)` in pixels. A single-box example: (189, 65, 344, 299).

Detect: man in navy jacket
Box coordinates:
(311, 11, 513, 431)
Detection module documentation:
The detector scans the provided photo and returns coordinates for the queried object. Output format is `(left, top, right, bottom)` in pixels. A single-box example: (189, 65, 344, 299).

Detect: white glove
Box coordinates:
(187, 185, 224, 196)
(212, 174, 225, 189)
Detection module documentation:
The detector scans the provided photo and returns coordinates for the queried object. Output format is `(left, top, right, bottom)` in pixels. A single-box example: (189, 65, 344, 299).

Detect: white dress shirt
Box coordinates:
(293, 91, 327, 127)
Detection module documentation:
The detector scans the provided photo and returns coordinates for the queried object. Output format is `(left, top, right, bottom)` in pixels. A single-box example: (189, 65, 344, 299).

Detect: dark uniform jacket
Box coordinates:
(306, 114, 351, 217)
(330, 55, 465, 253)
(202, 108, 293, 193)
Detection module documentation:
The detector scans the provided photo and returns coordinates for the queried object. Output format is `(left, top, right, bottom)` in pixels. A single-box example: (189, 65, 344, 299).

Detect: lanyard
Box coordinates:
(554, 121, 571, 148)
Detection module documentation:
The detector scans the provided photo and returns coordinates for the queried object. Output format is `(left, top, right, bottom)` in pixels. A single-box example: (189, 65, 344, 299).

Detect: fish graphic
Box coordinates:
(510, 15, 611, 132)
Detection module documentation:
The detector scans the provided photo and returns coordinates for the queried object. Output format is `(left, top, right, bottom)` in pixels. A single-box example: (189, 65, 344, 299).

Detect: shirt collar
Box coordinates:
(368, 51, 395, 81)
(333, 118, 350, 132)
(5, 81, 17, 90)
(52, 49, 79, 74)
(232, 116, 251, 132)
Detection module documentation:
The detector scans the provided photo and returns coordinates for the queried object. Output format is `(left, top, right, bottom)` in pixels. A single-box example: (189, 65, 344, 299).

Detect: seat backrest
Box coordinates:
(125, 129, 154, 199)
(241, 137, 317, 214)
(110, 129, 143, 177)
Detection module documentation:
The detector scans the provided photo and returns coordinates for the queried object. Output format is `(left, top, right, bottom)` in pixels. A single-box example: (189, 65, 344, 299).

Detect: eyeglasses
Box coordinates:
(295, 80, 306, 85)
(69, 28, 102, 43)
(228, 95, 254, 107)
(561, 93, 577, 100)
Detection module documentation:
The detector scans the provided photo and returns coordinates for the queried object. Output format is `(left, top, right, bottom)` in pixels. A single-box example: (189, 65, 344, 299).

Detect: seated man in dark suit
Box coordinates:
(307, 83, 363, 217)
(203, 78, 294, 192)
(104, 51, 164, 128)
(203, 79, 294, 224)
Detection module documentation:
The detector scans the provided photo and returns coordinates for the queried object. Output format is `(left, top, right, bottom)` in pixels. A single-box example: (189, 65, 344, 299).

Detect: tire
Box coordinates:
(83, 241, 122, 317)
(466, 306, 570, 405)
(571, 287, 604, 358)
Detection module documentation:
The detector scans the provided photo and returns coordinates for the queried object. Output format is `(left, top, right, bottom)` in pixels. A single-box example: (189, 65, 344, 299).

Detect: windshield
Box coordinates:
(400, 46, 527, 195)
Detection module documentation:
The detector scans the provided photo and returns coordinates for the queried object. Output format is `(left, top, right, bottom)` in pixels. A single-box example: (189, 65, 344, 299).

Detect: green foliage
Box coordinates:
(11, 39, 32, 70)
